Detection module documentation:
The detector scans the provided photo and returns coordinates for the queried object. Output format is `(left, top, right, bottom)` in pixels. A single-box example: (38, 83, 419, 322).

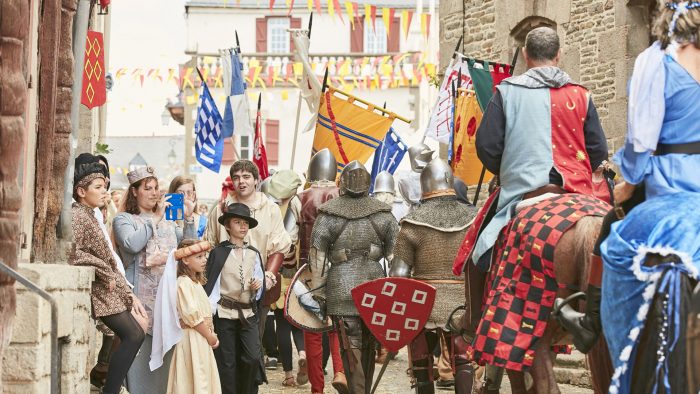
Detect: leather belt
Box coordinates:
(655, 141, 700, 155)
(523, 184, 566, 200)
(218, 296, 256, 325)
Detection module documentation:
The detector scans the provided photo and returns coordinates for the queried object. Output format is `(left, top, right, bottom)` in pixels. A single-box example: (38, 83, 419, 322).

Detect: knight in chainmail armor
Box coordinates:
(310, 160, 399, 394)
(390, 159, 478, 394)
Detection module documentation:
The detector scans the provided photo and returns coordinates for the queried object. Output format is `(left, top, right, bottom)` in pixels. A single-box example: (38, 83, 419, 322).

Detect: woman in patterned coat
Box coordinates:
(70, 161, 146, 394)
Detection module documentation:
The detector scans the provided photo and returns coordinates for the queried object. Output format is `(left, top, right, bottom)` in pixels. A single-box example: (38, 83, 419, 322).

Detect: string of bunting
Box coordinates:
(256, 0, 432, 39)
(111, 53, 437, 91)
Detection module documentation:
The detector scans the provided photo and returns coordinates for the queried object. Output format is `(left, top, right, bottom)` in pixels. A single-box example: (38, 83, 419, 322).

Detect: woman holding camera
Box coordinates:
(113, 167, 196, 394)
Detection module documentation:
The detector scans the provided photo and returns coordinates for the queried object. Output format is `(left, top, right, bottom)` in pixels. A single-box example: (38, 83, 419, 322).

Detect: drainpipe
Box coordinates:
(59, 0, 91, 241)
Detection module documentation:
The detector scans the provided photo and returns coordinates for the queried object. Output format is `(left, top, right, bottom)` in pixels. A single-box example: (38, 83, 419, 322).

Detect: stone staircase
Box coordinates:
(554, 351, 592, 388)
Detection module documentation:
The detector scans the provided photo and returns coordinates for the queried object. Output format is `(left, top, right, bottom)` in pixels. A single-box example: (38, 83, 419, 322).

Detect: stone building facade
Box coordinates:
(439, 0, 658, 151)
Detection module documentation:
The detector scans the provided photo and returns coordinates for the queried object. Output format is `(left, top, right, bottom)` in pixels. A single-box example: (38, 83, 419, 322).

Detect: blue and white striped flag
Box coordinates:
(370, 128, 408, 193)
(195, 83, 224, 173)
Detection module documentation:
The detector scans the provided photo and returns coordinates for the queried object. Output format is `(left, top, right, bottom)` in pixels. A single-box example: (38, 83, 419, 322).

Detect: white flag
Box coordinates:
(291, 29, 322, 133)
(423, 58, 472, 144)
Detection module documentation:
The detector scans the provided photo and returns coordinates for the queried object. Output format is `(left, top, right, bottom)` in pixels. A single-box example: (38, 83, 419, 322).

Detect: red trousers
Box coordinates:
(304, 330, 344, 393)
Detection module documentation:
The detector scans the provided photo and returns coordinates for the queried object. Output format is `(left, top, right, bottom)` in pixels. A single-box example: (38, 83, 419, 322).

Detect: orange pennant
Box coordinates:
(269, 0, 275, 10)
(382, 8, 392, 35)
(333, 0, 344, 23)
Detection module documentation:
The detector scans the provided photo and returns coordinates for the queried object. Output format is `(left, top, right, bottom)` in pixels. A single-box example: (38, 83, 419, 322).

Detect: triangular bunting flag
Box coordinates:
(345, 1, 355, 30)
(403, 10, 414, 40)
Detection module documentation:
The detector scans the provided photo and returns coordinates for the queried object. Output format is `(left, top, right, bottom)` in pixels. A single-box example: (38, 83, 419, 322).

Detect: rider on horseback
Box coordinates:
(556, 0, 700, 355)
(473, 26, 608, 272)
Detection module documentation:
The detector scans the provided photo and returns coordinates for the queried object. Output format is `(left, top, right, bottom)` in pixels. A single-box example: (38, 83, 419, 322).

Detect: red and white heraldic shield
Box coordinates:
(351, 278, 436, 353)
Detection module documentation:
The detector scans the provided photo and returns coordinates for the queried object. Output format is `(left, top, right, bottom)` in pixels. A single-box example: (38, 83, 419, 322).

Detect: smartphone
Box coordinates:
(165, 193, 184, 221)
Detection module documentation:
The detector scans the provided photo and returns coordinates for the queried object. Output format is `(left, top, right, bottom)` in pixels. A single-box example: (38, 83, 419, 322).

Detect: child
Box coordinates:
(151, 239, 221, 394)
(203, 203, 270, 394)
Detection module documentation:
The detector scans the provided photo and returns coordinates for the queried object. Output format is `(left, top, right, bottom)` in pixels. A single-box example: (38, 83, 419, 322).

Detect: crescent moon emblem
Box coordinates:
(566, 101, 576, 110)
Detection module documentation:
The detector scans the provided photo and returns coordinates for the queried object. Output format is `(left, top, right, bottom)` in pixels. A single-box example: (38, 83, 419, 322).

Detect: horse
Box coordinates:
(457, 196, 614, 394)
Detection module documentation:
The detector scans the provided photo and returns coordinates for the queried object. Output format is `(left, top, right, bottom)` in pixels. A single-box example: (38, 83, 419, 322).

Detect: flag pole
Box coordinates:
(290, 14, 313, 169)
(472, 49, 519, 206)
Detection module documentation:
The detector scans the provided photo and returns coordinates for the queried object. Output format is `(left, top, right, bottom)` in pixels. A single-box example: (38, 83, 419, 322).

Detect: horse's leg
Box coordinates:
(505, 369, 528, 394)
(529, 329, 560, 394)
(586, 336, 613, 394)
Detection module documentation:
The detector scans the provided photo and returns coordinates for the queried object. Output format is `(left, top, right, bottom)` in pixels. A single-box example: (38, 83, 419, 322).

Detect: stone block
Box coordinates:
(598, 27, 627, 62)
(17, 263, 93, 292)
(54, 291, 76, 338)
(1, 338, 49, 382)
(10, 292, 50, 343)
(2, 377, 50, 394)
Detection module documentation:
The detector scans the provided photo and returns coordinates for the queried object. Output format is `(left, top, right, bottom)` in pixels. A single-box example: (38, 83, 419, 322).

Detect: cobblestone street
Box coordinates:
(262, 349, 594, 394)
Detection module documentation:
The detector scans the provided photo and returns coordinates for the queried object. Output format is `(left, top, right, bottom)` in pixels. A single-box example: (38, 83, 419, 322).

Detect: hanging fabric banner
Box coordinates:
(467, 59, 495, 111)
(423, 57, 471, 144)
(312, 86, 395, 172)
(81, 30, 107, 109)
(451, 90, 493, 185)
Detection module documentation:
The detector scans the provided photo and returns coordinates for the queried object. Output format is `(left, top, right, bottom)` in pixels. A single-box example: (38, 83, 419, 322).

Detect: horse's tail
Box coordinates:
(572, 216, 602, 282)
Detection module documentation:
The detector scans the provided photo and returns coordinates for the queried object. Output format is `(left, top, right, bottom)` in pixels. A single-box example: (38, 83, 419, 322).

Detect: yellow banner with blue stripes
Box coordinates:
(312, 87, 395, 173)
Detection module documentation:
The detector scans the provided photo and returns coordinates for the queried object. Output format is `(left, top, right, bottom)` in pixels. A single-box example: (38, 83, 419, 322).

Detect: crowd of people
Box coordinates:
(67, 2, 700, 393)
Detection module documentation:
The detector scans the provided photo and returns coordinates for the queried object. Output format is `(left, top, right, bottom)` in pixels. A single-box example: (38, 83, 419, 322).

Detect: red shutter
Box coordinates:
(222, 138, 237, 165)
(350, 16, 365, 53)
(290, 17, 302, 51)
(256, 18, 267, 53)
(265, 119, 280, 165)
(387, 17, 400, 52)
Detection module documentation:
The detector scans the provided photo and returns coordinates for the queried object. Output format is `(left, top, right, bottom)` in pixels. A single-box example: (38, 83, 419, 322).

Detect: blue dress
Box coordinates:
(615, 55, 700, 197)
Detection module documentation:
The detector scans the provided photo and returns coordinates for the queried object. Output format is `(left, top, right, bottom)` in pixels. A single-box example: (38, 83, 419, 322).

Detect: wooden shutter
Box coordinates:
(350, 16, 365, 53)
(256, 18, 267, 53)
(222, 138, 237, 165)
(387, 17, 400, 52)
(290, 17, 302, 51)
(265, 120, 280, 165)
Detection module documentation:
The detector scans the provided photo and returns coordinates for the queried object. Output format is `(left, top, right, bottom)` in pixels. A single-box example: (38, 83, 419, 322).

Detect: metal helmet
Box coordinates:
(407, 143, 435, 173)
(420, 158, 454, 197)
(372, 171, 395, 195)
(307, 148, 338, 183)
(339, 160, 371, 197)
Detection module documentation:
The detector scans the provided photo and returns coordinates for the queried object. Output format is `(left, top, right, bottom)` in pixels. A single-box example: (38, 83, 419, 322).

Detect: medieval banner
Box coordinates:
(451, 90, 493, 185)
(312, 86, 394, 173)
(423, 57, 471, 144)
(81, 30, 107, 109)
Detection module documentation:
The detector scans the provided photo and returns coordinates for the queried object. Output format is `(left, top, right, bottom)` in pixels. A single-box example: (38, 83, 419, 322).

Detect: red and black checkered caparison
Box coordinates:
(468, 194, 610, 371)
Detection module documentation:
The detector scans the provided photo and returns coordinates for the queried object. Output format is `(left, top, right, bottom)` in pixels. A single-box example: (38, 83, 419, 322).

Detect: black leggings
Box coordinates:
(274, 308, 305, 371)
(100, 311, 146, 394)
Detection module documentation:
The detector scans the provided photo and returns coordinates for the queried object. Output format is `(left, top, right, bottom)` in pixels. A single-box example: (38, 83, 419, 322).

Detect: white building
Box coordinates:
(183, 0, 440, 200)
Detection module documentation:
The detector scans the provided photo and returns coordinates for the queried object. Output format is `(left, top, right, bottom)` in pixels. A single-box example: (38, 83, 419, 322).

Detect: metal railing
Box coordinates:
(0, 260, 59, 394)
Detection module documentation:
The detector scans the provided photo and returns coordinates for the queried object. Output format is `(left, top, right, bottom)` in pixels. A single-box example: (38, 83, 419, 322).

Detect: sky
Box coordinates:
(106, 0, 188, 137)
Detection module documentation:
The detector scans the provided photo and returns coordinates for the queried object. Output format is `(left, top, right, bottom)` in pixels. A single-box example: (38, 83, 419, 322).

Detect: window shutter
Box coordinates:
(290, 17, 302, 51)
(256, 18, 267, 53)
(350, 16, 365, 53)
(265, 120, 280, 165)
(387, 17, 400, 52)
(222, 138, 237, 165)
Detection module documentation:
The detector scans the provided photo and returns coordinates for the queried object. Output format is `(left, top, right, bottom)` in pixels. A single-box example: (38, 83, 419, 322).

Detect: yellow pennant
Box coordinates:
(364, 4, 372, 32)
(307, 0, 312, 10)
(345, 1, 355, 30)
(382, 8, 391, 36)
(328, 0, 335, 19)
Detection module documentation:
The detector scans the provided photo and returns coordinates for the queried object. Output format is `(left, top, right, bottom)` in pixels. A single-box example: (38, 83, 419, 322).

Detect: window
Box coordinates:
(364, 20, 387, 54)
(239, 135, 252, 160)
(267, 18, 290, 54)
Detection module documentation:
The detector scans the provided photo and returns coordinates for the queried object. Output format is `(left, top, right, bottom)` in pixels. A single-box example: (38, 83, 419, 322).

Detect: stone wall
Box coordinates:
(1, 264, 97, 393)
(439, 0, 657, 152)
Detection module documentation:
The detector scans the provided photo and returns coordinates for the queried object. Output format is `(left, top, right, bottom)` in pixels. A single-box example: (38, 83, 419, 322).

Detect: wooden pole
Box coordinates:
(290, 91, 303, 169)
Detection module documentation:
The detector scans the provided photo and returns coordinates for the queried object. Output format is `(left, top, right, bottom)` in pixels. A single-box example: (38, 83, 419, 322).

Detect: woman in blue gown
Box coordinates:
(556, 2, 700, 393)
